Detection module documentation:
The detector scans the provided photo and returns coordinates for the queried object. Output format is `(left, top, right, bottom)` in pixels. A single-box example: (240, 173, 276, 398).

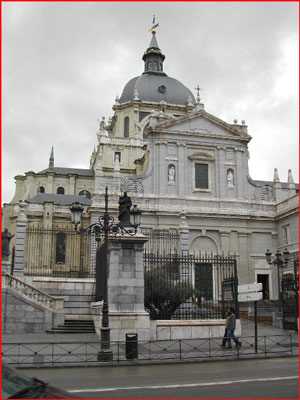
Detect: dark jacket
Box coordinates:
(225, 312, 236, 330)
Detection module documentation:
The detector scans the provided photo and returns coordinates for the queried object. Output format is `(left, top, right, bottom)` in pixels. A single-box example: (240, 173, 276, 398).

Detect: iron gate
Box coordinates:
(282, 255, 299, 331)
(144, 252, 238, 320)
(24, 228, 97, 278)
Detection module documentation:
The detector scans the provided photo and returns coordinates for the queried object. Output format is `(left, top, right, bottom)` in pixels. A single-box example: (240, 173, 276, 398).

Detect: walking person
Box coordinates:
(221, 309, 229, 347)
(225, 307, 241, 348)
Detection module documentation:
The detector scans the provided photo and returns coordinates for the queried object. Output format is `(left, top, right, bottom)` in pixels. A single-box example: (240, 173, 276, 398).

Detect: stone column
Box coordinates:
(14, 201, 28, 277)
(106, 234, 150, 341)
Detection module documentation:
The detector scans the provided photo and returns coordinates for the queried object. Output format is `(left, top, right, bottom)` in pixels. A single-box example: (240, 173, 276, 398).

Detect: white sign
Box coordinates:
(238, 283, 262, 294)
(238, 292, 263, 302)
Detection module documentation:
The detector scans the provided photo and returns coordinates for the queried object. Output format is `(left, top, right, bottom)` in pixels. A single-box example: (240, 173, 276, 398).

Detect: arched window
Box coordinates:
(79, 190, 91, 199)
(57, 187, 65, 195)
(38, 186, 45, 194)
(56, 232, 66, 264)
(124, 117, 129, 138)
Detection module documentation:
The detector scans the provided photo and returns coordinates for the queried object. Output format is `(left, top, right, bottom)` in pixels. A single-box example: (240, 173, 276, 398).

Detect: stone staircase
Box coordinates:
(46, 319, 96, 334)
(33, 279, 99, 320)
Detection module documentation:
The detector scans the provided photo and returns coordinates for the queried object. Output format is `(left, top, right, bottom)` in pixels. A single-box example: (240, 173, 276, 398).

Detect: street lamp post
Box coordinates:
(70, 187, 141, 362)
(265, 248, 289, 310)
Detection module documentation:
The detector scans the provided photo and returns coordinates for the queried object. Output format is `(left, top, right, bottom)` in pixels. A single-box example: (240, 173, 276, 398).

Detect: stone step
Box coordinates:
(46, 329, 95, 334)
(46, 319, 96, 334)
(64, 320, 94, 326)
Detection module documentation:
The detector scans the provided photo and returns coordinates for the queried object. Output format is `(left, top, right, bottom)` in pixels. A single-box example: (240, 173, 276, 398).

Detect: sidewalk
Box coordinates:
(2, 318, 298, 344)
(240, 318, 299, 343)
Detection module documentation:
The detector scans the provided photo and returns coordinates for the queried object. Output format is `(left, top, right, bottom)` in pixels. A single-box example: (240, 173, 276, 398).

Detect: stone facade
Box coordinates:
(2, 29, 298, 310)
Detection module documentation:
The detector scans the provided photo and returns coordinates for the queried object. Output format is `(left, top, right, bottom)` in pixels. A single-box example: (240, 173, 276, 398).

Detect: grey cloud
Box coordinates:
(2, 1, 298, 204)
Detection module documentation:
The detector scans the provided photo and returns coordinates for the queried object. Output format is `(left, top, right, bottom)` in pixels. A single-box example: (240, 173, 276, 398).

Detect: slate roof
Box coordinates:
(28, 194, 92, 206)
(120, 31, 195, 106)
(37, 167, 94, 177)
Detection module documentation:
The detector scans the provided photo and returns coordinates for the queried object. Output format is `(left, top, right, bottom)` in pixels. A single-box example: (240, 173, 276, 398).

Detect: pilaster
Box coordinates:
(219, 230, 231, 253)
(237, 231, 251, 283)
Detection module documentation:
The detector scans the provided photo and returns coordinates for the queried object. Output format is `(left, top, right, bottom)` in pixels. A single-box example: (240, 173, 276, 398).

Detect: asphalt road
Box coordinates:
(22, 357, 299, 399)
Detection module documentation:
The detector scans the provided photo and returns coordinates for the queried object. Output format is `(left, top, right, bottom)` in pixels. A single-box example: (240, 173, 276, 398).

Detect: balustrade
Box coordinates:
(3, 273, 64, 311)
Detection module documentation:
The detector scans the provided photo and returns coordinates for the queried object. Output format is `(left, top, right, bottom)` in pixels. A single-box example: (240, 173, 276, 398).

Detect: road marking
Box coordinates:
(68, 375, 299, 393)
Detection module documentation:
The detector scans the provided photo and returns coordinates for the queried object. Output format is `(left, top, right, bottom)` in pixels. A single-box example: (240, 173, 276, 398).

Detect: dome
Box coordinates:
(119, 74, 195, 106)
(119, 31, 196, 107)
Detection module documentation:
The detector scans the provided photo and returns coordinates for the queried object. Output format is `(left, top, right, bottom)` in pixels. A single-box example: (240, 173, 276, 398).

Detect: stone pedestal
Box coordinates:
(107, 234, 150, 341)
(2, 261, 11, 275)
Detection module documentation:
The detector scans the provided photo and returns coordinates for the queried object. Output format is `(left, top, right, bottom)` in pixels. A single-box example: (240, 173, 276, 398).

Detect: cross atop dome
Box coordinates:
(143, 16, 165, 75)
(149, 15, 159, 34)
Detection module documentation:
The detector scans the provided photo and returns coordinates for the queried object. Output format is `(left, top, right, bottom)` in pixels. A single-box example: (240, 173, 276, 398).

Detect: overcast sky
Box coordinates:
(2, 1, 299, 204)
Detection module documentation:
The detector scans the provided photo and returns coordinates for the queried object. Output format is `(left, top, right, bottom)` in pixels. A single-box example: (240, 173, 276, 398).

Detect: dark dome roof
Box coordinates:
(119, 74, 195, 106)
(119, 32, 195, 107)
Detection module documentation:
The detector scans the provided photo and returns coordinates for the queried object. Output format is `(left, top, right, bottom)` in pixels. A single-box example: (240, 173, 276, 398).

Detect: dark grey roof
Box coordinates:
(149, 32, 159, 49)
(253, 180, 299, 190)
(29, 194, 92, 206)
(37, 167, 94, 177)
(119, 74, 195, 106)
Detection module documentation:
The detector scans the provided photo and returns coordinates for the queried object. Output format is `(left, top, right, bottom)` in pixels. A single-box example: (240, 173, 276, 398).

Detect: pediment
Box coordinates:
(153, 110, 251, 141)
(188, 152, 214, 161)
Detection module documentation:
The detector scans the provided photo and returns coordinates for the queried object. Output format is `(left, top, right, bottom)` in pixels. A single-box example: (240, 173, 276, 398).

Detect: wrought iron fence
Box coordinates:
(24, 228, 97, 278)
(144, 252, 238, 320)
(141, 228, 180, 255)
(23, 227, 179, 279)
(2, 335, 296, 367)
(281, 253, 299, 331)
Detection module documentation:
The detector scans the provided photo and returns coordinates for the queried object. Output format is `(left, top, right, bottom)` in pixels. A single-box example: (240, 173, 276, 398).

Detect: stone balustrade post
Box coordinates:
(14, 201, 28, 278)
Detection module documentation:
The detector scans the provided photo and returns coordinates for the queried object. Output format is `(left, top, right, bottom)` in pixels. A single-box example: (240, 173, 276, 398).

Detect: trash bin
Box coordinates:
(125, 333, 138, 359)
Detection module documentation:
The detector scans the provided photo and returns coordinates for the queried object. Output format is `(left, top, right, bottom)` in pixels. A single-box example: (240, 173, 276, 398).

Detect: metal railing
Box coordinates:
(2, 335, 296, 367)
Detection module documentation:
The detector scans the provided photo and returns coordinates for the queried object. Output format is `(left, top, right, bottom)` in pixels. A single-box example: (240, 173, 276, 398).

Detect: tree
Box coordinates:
(144, 266, 194, 319)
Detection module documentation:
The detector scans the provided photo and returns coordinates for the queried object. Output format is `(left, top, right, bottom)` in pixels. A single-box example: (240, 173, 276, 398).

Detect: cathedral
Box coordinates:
(2, 27, 299, 303)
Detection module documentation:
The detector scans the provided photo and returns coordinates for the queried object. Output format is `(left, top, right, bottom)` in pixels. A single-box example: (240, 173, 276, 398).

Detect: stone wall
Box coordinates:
(1, 288, 63, 333)
(150, 319, 241, 341)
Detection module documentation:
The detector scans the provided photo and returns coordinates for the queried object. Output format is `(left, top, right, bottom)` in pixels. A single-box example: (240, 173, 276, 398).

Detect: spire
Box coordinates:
(273, 168, 280, 183)
(288, 169, 296, 190)
(273, 168, 281, 189)
(142, 19, 166, 75)
(49, 146, 54, 169)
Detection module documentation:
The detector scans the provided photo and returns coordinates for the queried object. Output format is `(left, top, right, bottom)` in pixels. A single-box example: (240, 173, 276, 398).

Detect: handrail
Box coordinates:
(2, 273, 64, 312)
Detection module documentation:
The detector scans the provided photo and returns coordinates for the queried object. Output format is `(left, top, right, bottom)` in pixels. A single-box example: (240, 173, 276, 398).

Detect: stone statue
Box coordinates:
(2, 229, 14, 261)
(114, 154, 120, 172)
(118, 192, 132, 227)
(168, 166, 175, 182)
(227, 170, 234, 188)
